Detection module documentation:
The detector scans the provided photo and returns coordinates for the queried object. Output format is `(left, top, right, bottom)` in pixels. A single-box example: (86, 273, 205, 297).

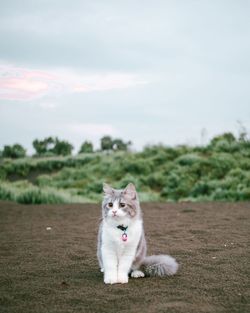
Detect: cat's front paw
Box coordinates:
(104, 273, 117, 284)
(117, 273, 129, 284)
(131, 270, 145, 278)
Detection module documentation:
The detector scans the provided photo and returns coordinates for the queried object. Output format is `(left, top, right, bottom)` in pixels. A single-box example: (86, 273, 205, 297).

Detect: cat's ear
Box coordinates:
(103, 183, 114, 195)
(123, 183, 137, 200)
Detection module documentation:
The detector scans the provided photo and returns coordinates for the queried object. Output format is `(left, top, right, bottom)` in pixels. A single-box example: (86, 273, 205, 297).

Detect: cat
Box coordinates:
(97, 182, 179, 284)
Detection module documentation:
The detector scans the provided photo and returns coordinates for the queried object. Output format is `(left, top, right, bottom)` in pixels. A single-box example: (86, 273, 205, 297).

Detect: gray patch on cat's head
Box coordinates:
(102, 183, 141, 219)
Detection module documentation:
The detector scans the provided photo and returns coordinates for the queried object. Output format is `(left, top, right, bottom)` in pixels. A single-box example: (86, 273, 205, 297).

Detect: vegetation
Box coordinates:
(2, 144, 26, 159)
(0, 132, 250, 204)
(100, 136, 131, 152)
(33, 137, 73, 156)
(78, 141, 94, 153)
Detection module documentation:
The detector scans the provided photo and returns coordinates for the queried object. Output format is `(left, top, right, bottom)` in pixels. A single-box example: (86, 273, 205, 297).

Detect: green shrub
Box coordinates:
(208, 153, 236, 179)
(16, 188, 66, 204)
(2, 144, 26, 159)
(36, 175, 54, 187)
(122, 158, 153, 176)
(33, 137, 73, 156)
(84, 181, 103, 194)
(0, 184, 15, 201)
(161, 168, 196, 200)
(239, 158, 250, 171)
(190, 180, 213, 197)
(79, 141, 94, 153)
(141, 145, 179, 161)
(138, 191, 160, 202)
(210, 132, 236, 146)
(213, 140, 240, 153)
(176, 154, 203, 166)
(238, 188, 250, 200)
(118, 174, 142, 190)
(211, 188, 238, 201)
(144, 172, 166, 190)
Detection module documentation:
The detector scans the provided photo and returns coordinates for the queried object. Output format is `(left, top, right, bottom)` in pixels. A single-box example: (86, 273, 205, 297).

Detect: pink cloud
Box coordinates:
(0, 64, 58, 100)
(1, 78, 48, 92)
(0, 63, 148, 101)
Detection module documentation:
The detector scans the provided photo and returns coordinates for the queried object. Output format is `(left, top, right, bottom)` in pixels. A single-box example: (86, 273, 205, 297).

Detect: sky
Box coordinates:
(0, 0, 249, 154)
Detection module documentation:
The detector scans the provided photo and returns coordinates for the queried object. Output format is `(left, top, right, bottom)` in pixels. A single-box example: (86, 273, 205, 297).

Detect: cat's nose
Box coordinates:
(112, 210, 117, 215)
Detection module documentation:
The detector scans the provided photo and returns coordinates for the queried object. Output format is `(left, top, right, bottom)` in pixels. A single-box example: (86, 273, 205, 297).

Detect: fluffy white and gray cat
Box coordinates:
(97, 183, 178, 284)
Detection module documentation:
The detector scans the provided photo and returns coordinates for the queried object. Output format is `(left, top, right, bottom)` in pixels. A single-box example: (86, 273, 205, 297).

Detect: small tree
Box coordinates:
(2, 144, 26, 158)
(79, 141, 94, 153)
(100, 136, 132, 152)
(210, 133, 236, 146)
(112, 138, 132, 151)
(33, 137, 73, 156)
(53, 138, 73, 156)
(100, 136, 113, 151)
(33, 137, 54, 156)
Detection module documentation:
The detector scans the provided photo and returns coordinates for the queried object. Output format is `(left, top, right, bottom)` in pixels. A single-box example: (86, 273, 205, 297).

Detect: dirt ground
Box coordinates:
(0, 201, 249, 313)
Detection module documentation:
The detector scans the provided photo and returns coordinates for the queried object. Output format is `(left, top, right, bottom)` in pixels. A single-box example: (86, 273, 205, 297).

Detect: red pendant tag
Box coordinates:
(122, 233, 127, 242)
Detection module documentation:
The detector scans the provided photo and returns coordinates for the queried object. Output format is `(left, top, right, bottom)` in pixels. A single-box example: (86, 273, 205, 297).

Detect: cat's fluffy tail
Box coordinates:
(141, 255, 179, 277)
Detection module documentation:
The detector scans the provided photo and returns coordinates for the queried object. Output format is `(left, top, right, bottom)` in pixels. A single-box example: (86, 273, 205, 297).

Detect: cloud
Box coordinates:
(0, 63, 148, 100)
(0, 78, 48, 99)
(72, 73, 147, 93)
(68, 123, 118, 137)
(39, 102, 59, 110)
(0, 64, 58, 100)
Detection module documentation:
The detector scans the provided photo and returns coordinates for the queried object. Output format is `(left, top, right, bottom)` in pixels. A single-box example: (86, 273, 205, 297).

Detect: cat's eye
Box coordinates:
(108, 202, 113, 208)
(120, 203, 126, 208)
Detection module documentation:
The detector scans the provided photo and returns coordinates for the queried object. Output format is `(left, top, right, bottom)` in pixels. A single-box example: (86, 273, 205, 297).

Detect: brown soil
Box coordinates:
(0, 201, 249, 313)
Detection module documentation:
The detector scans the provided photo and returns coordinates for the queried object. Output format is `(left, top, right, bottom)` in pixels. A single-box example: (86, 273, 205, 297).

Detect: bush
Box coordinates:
(210, 132, 236, 146)
(79, 141, 94, 153)
(161, 168, 196, 200)
(33, 137, 73, 156)
(212, 140, 240, 153)
(118, 174, 142, 190)
(238, 188, 250, 200)
(239, 158, 250, 171)
(190, 179, 213, 197)
(2, 144, 26, 159)
(112, 139, 131, 151)
(122, 158, 153, 176)
(84, 181, 103, 194)
(176, 154, 203, 166)
(0, 184, 15, 201)
(144, 172, 166, 190)
(36, 175, 53, 187)
(208, 153, 236, 179)
(53, 139, 73, 156)
(141, 145, 179, 161)
(100, 136, 113, 151)
(211, 188, 237, 201)
(16, 188, 66, 204)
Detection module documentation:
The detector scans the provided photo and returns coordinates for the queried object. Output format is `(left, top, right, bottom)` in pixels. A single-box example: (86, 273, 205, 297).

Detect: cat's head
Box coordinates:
(102, 183, 141, 220)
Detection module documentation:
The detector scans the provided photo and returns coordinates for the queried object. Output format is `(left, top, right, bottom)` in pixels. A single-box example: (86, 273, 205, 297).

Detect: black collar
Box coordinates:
(117, 225, 128, 232)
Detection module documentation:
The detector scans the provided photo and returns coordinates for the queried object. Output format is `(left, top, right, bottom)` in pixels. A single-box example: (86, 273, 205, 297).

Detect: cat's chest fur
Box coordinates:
(102, 219, 143, 255)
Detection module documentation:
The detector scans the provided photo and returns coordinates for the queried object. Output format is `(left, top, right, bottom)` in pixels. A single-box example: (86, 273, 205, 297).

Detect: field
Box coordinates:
(1, 133, 250, 205)
(0, 200, 249, 313)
